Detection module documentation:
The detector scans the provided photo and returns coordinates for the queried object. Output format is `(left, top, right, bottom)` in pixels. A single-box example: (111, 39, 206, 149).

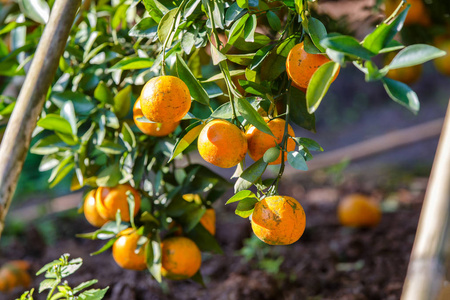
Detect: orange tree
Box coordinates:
(0, 0, 445, 283)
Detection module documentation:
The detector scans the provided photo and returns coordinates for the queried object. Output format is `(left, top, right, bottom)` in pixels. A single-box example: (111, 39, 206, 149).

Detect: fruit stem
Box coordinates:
(206, 1, 241, 124)
(384, 0, 406, 24)
(160, 0, 188, 76)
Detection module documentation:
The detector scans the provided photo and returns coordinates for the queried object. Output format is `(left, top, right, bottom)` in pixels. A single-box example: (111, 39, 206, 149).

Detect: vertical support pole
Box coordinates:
(0, 0, 82, 238)
(401, 100, 450, 300)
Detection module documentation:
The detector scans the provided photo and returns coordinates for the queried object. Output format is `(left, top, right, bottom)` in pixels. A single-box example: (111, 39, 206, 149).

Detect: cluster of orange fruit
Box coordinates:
(83, 186, 215, 279)
(0, 261, 31, 293)
(135, 41, 335, 170)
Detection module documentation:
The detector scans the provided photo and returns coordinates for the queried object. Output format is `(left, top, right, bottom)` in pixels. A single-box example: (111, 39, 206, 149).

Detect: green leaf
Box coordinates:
(110, 57, 154, 70)
(129, 17, 158, 39)
(287, 151, 308, 170)
(96, 164, 122, 187)
(91, 238, 117, 256)
(260, 37, 296, 81)
(37, 114, 73, 135)
(121, 122, 136, 149)
(227, 14, 249, 46)
(238, 80, 270, 97)
(210, 43, 227, 65)
(237, 98, 273, 137)
(225, 2, 245, 26)
(113, 85, 132, 119)
(211, 102, 233, 119)
(94, 81, 113, 104)
(78, 287, 109, 300)
(289, 86, 316, 132)
(226, 53, 255, 66)
(379, 40, 404, 54)
(30, 135, 66, 155)
(235, 197, 258, 218)
(157, 9, 178, 44)
(385, 44, 446, 70)
(50, 91, 95, 115)
(306, 61, 340, 113)
(146, 235, 162, 282)
(185, 223, 223, 254)
(226, 190, 257, 204)
(60, 101, 77, 136)
(266, 11, 281, 32)
(18, 0, 50, 24)
(382, 77, 419, 113)
(176, 53, 210, 105)
(362, 8, 408, 54)
(297, 137, 323, 151)
(244, 14, 257, 42)
(305, 17, 327, 53)
(263, 147, 280, 163)
(320, 35, 375, 60)
(202, 69, 246, 82)
(169, 122, 205, 162)
(234, 158, 268, 193)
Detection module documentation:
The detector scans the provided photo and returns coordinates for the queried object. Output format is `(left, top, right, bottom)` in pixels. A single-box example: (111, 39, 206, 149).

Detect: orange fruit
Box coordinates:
(384, 0, 431, 26)
(95, 184, 141, 222)
(433, 38, 450, 76)
(140, 76, 191, 123)
(251, 195, 306, 245)
(200, 208, 216, 236)
(197, 119, 248, 168)
(161, 237, 201, 280)
(337, 194, 381, 227)
(112, 228, 147, 270)
(385, 52, 422, 84)
(133, 98, 179, 136)
(286, 42, 340, 90)
(83, 189, 108, 227)
(0, 260, 31, 292)
(246, 117, 296, 165)
(0, 268, 16, 292)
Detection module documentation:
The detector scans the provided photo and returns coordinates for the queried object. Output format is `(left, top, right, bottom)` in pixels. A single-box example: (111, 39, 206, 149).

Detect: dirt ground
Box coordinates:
(0, 170, 427, 300)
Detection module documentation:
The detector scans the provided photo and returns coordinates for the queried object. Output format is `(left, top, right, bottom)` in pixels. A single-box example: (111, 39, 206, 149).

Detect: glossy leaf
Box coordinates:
(320, 35, 375, 60)
(287, 151, 308, 170)
(176, 53, 210, 105)
(386, 44, 446, 70)
(382, 77, 419, 113)
(306, 61, 340, 113)
(237, 98, 273, 137)
(235, 197, 258, 218)
(18, 0, 50, 24)
(226, 190, 257, 204)
(169, 122, 205, 162)
(110, 57, 154, 70)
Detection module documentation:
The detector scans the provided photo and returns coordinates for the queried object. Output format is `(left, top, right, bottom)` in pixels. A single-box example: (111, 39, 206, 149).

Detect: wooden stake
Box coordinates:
(0, 0, 81, 238)
(401, 100, 450, 300)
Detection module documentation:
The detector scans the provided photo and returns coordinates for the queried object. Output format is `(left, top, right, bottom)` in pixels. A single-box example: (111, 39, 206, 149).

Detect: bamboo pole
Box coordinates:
(0, 0, 81, 238)
(401, 100, 450, 300)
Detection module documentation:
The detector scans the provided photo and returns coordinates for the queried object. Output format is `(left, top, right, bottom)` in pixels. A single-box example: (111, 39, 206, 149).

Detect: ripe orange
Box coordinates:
(384, 0, 431, 26)
(197, 119, 248, 168)
(0, 261, 31, 292)
(83, 189, 108, 227)
(161, 237, 201, 280)
(251, 195, 306, 245)
(112, 228, 147, 270)
(385, 52, 422, 84)
(246, 117, 296, 165)
(286, 42, 340, 90)
(433, 38, 450, 76)
(200, 208, 216, 235)
(337, 194, 381, 227)
(133, 98, 179, 136)
(95, 184, 141, 222)
(140, 76, 191, 123)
